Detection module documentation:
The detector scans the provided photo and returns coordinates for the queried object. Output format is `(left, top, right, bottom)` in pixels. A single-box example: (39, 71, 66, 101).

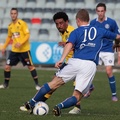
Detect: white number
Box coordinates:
(83, 27, 97, 42)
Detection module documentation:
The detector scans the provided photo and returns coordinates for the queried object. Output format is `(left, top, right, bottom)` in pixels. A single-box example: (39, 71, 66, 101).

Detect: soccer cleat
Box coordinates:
(20, 106, 28, 111)
(84, 85, 94, 98)
(20, 102, 33, 114)
(35, 85, 41, 91)
(112, 96, 118, 102)
(53, 106, 61, 116)
(69, 107, 81, 114)
(0, 84, 8, 89)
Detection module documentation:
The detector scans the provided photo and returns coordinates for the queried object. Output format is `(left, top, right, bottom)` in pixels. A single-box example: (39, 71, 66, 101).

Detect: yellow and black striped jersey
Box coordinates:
(7, 19, 30, 52)
(60, 25, 75, 62)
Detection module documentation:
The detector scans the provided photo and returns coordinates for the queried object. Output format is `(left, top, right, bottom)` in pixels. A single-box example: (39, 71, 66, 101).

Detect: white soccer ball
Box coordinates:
(33, 101, 49, 115)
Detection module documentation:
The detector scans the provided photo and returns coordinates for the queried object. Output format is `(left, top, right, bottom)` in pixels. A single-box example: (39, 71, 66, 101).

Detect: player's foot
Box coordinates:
(0, 84, 8, 89)
(35, 85, 41, 91)
(20, 101, 33, 114)
(68, 107, 81, 114)
(84, 85, 94, 98)
(53, 106, 61, 116)
(112, 96, 118, 102)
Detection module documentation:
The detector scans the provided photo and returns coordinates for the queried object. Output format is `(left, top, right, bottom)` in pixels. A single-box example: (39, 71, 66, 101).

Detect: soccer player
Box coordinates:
(20, 9, 120, 116)
(85, 3, 119, 101)
(38, 12, 81, 114)
(0, 8, 40, 90)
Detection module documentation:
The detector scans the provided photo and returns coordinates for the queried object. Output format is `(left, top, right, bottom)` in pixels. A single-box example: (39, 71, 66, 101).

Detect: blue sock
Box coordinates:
(108, 76, 116, 96)
(29, 83, 51, 106)
(57, 96, 77, 109)
(90, 84, 94, 90)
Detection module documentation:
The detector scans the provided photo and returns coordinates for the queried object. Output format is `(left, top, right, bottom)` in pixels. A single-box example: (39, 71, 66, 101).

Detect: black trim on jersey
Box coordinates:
(66, 30, 69, 33)
(18, 22, 21, 25)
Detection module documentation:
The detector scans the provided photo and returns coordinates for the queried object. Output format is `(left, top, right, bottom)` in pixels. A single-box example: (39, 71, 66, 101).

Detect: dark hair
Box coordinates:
(11, 8, 18, 12)
(96, 3, 106, 11)
(53, 11, 69, 22)
(76, 9, 89, 22)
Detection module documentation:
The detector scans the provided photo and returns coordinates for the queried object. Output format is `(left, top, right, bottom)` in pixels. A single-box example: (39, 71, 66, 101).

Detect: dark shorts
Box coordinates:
(6, 51, 34, 66)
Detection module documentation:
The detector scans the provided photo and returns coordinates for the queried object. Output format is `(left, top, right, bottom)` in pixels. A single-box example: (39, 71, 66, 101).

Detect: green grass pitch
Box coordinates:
(0, 68, 120, 120)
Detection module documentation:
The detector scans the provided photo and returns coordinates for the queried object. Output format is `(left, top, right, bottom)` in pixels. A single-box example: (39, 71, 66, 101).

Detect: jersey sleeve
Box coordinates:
(112, 20, 120, 34)
(101, 28, 117, 40)
(67, 30, 77, 44)
(7, 25, 12, 37)
(22, 21, 30, 34)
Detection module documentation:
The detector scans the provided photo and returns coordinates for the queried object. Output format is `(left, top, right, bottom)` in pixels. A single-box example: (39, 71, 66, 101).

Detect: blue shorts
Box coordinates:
(6, 51, 33, 66)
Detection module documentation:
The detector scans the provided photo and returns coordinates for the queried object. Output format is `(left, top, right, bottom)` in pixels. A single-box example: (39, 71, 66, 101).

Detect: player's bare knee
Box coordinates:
(28, 65, 35, 71)
(4, 65, 11, 71)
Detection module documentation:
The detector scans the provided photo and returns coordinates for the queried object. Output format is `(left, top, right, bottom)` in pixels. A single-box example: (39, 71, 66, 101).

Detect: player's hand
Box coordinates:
(113, 44, 120, 52)
(55, 60, 63, 68)
(118, 52, 120, 65)
(14, 43, 22, 48)
(1, 48, 5, 55)
(58, 42, 66, 47)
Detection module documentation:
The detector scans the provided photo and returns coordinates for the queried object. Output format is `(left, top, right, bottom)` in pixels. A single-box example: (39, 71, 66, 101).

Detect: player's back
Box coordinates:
(68, 25, 117, 64)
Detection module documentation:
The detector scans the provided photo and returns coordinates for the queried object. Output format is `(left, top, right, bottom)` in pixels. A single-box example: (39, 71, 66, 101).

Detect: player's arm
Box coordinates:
(113, 39, 120, 52)
(2, 36, 11, 54)
(19, 21, 30, 45)
(55, 42, 73, 68)
(114, 39, 120, 64)
(58, 42, 66, 47)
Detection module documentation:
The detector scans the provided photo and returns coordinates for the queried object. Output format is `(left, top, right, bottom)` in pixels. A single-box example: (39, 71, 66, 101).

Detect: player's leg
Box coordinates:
(53, 90, 82, 116)
(28, 65, 40, 90)
(0, 65, 11, 88)
(20, 76, 65, 112)
(21, 51, 40, 90)
(103, 52, 118, 101)
(105, 66, 118, 101)
(83, 84, 94, 98)
(41, 63, 68, 101)
(20, 59, 77, 112)
(53, 59, 97, 116)
(68, 81, 81, 114)
(0, 52, 18, 89)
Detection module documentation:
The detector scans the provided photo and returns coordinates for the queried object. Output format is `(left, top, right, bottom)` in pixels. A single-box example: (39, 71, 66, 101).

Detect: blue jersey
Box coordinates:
(90, 17, 120, 52)
(68, 25, 117, 65)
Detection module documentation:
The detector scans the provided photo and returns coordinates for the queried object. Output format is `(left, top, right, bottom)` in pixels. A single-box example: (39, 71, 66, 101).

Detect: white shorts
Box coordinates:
(99, 52, 114, 66)
(56, 58, 96, 95)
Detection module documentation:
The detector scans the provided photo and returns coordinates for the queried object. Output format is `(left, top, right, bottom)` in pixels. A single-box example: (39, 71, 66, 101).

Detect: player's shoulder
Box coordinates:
(107, 17, 116, 23)
(68, 25, 75, 31)
(8, 22, 12, 27)
(90, 18, 97, 24)
(17, 19, 27, 25)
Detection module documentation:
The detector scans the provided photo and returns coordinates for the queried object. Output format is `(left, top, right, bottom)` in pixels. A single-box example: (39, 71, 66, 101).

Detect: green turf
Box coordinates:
(0, 68, 120, 120)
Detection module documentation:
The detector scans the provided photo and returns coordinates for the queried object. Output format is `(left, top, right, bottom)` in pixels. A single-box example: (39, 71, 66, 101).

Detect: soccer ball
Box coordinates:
(33, 101, 49, 115)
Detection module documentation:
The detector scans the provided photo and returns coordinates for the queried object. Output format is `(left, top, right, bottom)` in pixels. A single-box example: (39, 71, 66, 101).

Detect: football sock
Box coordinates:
(57, 96, 77, 109)
(90, 84, 94, 90)
(30, 69, 39, 85)
(4, 71, 10, 87)
(4, 80, 9, 87)
(30, 83, 51, 106)
(108, 76, 117, 96)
